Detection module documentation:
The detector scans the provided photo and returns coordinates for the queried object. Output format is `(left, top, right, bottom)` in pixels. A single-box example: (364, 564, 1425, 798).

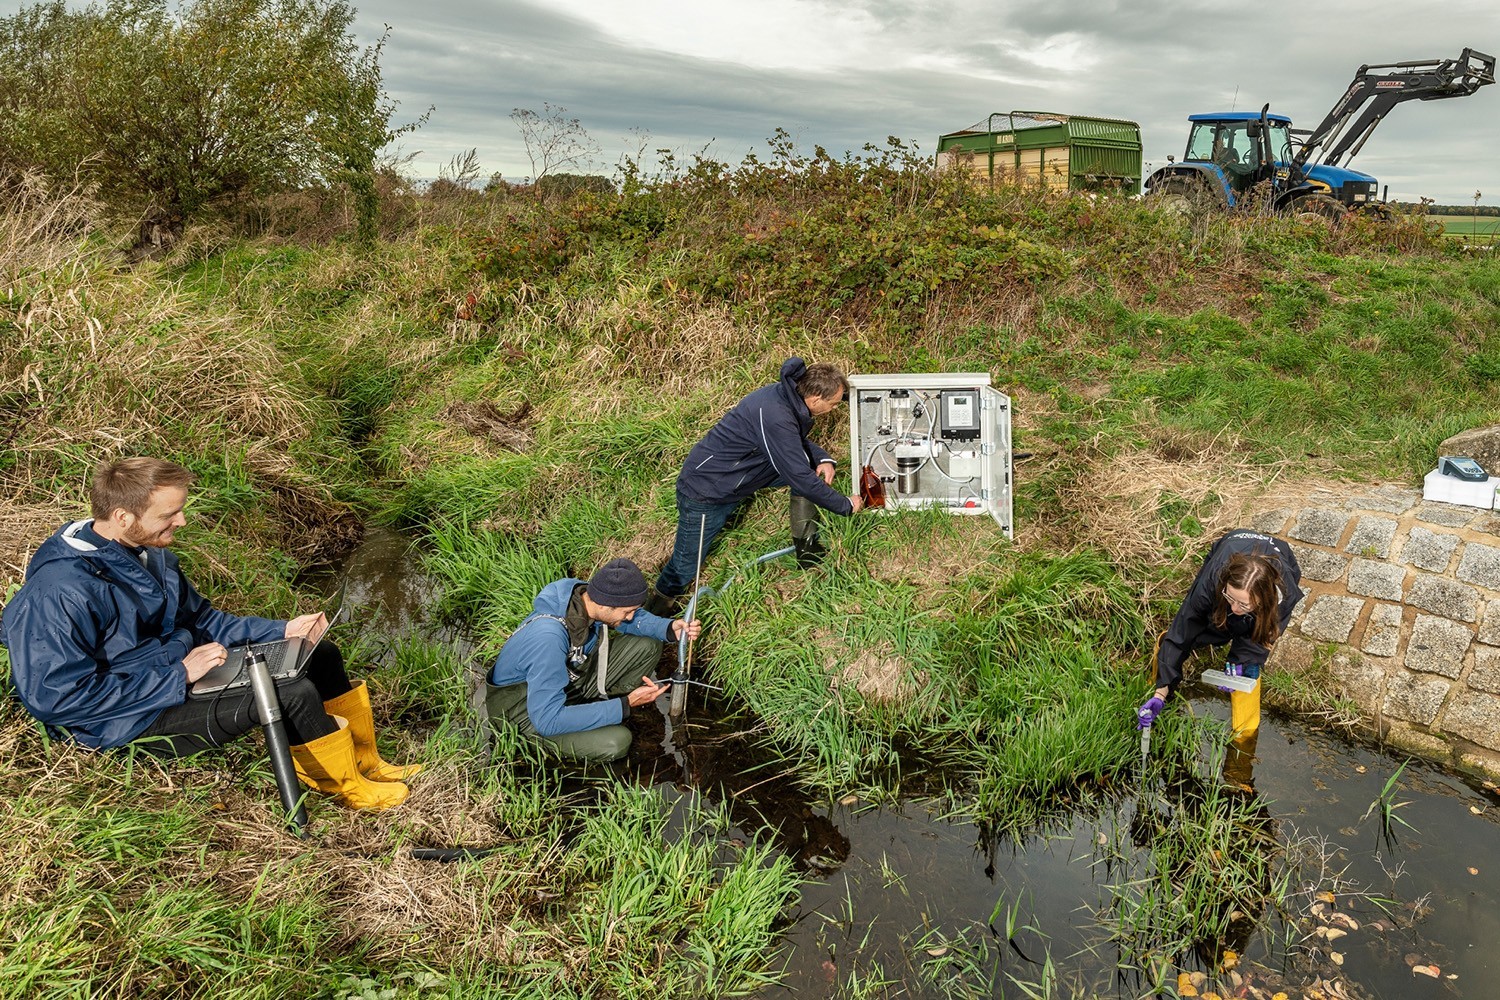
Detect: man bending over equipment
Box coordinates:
(486, 558, 701, 762)
(0, 457, 417, 811)
(652, 357, 864, 612)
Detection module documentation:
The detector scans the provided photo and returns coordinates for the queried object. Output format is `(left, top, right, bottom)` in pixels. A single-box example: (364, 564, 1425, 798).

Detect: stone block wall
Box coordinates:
(1251, 485, 1500, 776)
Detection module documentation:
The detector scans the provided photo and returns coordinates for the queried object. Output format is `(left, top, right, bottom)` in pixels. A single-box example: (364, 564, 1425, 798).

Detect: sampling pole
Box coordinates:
(669, 515, 706, 720)
(246, 649, 309, 837)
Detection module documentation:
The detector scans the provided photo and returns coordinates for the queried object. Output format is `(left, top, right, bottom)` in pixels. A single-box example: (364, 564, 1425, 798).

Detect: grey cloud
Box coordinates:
(354, 0, 1500, 203)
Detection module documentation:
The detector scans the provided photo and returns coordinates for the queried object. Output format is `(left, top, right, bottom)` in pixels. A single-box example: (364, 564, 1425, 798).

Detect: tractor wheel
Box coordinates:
(1147, 177, 1215, 218)
(1288, 194, 1347, 225)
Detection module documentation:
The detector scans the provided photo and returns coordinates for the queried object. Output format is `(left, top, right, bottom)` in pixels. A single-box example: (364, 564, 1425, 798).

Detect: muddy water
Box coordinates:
(332, 530, 1500, 999)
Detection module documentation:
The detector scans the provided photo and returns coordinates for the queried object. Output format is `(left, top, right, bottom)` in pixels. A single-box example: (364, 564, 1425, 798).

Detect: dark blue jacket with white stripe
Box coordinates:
(675, 358, 853, 516)
(0, 520, 284, 748)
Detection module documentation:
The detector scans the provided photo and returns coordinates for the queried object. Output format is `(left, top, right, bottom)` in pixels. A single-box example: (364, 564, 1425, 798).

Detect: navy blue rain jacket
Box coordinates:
(676, 358, 852, 515)
(1154, 529, 1304, 690)
(0, 520, 284, 748)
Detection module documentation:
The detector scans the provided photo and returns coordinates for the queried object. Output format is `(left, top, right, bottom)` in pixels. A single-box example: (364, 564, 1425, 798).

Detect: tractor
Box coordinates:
(1145, 48, 1495, 219)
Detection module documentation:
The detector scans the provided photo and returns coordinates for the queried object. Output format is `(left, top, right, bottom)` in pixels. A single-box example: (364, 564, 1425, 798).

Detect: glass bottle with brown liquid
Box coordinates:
(859, 465, 886, 508)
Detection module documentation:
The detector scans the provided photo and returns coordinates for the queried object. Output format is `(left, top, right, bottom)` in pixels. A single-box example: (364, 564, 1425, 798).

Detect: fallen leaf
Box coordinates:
(1325, 928, 1347, 941)
(1272, 993, 1289, 1000)
(1331, 952, 1344, 966)
(1328, 912, 1359, 931)
(1355, 765, 1367, 773)
(1468, 867, 1479, 875)
(1446, 973, 1459, 980)
(1404, 953, 1424, 967)
(1368, 919, 1394, 932)
(1221, 949, 1239, 971)
(1413, 965, 1440, 978)
(1229, 970, 1244, 989)
(1471, 805, 1485, 815)
(1096, 831, 1108, 845)
(839, 794, 859, 806)
(1178, 972, 1199, 997)
(1316, 891, 1337, 904)
(925, 947, 947, 957)
(1202, 994, 1223, 1000)
(1190, 970, 1209, 987)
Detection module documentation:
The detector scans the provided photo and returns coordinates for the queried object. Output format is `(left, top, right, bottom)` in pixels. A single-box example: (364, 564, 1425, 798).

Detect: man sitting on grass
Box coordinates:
(0, 456, 417, 811)
(485, 557, 701, 762)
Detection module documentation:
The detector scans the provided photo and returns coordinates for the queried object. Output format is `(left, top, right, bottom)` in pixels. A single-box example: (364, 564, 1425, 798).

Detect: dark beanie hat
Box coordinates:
(587, 558, 649, 608)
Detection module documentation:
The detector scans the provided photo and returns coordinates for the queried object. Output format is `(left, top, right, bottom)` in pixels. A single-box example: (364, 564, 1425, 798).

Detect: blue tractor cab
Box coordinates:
(1146, 49, 1493, 218)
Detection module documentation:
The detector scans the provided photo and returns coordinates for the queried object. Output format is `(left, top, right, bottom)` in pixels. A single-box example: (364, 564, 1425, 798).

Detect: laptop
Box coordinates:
(189, 587, 348, 699)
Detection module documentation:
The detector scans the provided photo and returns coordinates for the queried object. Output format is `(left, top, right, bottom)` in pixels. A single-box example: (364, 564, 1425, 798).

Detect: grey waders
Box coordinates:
(485, 630, 664, 762)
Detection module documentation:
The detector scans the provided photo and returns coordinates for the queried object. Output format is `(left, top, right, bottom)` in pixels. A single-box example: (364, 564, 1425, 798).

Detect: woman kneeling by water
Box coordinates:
(1138, 529, 1305, 752)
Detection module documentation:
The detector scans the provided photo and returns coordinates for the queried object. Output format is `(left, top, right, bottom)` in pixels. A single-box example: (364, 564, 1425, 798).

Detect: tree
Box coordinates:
(0, 0, 424, 241)
(510, 103, 599, 194)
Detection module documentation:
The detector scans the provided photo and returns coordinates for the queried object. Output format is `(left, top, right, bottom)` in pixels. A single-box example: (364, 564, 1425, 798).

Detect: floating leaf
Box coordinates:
(1468, 867, 1479, 875)
(1178, 972, 1199, 997)
(1355, 765, 1367, 773)
(1329, 912, 1359, 931)
(1221, 949, 1239, 971)
(1470, 805, 1485, 815)
(1272, 993, 1289, 1000)
(1447, 973, 1459, 980)
(925, 947, 947, 957)
(1190, 971, 1208, 988)
(1404, 953, 1423, 967)
(1331, 952, 1344, 965)
(1413, 965, 1441, 978)
(1325, 928, 1347, 941)
(1096, 831, 1108, 845)
(1316, 891, 1337, 904)
(839, 794, 859, 806)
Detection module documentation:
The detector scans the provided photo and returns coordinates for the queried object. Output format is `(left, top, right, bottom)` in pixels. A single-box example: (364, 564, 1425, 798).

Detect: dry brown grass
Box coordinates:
(1049, 429, 1346, 580)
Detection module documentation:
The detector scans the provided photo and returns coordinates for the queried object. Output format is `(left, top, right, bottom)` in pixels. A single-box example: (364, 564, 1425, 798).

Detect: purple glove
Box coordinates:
(1136, 696, 1165, 729)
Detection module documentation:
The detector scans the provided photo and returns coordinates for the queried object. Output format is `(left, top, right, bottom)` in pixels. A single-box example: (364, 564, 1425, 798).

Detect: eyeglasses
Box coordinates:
(1222, 589, 1254, 614)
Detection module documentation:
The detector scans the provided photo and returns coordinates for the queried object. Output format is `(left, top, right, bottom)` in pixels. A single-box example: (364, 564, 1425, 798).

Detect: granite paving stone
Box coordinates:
(1401, 526, 1461, 572)
(1249, 509, 1292, 534)
(1344, 516, 1399, 559)
(1404, 614, 1473, 678)
(1456, 542, 1500, 591)
(1288, 508, 1350, 547)
(1407, 575, 1480, 622)
(1299, 595, 1364, 643)
(1415, 503, 1480, 528)
(1291, 543, 1350, 583)
(1361, 603, 1404, 658)
(1347, 558, 1405, 601)
(1439, 690, 1500, 752)
(1469, 647, 1500, 695)
(1480, 599, 1500, 647)
(1382, 672, 1451, 726)
(1343, 486, 1419, 514)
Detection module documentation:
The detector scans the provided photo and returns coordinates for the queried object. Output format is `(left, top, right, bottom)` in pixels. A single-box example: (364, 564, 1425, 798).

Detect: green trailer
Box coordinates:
(936, 111, 1143, 193)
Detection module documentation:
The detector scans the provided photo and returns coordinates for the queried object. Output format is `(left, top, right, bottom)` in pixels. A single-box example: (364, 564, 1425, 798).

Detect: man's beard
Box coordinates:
(122, 523, 173, 548)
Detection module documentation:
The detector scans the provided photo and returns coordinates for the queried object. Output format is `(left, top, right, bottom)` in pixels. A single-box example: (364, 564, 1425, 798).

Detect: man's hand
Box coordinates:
(671, 618, 702, 642)
(285, 612, 328, 642)
(627, 676, 670, 707)
(816, 461, 836, 486)
(184, 643, 228, 683)
(848, 495, 865, 514)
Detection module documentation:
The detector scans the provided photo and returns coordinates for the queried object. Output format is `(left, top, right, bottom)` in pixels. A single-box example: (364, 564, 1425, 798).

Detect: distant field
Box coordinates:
(1431, 213, 1500, 237)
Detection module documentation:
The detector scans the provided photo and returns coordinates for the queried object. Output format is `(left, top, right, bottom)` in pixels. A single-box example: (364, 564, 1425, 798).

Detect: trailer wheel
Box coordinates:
(1288, 194, 1347, 225)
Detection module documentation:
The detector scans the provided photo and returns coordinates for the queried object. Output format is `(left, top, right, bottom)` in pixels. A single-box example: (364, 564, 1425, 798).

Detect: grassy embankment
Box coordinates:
(3, 144, 1499, 998)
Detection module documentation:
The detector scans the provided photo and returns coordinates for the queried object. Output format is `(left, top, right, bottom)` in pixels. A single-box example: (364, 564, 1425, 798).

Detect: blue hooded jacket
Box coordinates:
(488, 578, 673, 738)
(676, 358, 853, 516)
(0, 520, 285, 748)
(1155, 529, 1305, 690)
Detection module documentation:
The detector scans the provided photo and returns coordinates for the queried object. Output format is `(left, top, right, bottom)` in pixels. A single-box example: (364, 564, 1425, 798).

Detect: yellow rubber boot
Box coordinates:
(291, 718, 409, 811)
(322, 680, 423, 782)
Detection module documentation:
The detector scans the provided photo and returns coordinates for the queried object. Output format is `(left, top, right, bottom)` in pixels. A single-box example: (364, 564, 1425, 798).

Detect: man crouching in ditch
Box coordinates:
(0, 457, 418, 811)
(485, 558, 700, 762)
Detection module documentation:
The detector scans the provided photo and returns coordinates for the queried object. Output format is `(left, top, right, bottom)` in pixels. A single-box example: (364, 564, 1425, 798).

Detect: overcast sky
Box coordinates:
(336, 0, 1500, 204)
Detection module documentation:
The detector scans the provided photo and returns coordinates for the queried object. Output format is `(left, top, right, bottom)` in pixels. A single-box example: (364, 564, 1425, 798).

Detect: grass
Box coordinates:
(4, 147, 1499, 996)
